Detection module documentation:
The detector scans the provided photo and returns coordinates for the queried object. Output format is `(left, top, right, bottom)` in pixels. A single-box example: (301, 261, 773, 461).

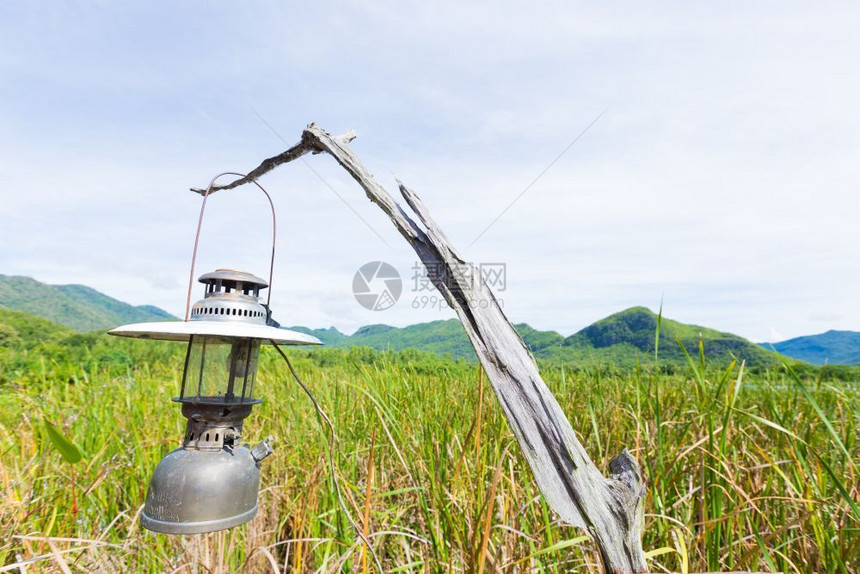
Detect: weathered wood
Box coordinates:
(203, 123, 648, 573)
(189, 130, 356, 195)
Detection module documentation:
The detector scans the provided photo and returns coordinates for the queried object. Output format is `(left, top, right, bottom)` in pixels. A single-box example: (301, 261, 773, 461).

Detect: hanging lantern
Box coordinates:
(108, 175, 321, 534)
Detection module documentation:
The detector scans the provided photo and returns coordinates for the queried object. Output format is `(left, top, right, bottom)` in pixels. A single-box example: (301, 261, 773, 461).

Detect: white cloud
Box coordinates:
(0, 1, 858, 342)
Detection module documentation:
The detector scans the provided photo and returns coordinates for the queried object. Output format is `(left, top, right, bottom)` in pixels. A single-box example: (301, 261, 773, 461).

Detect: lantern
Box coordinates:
(109, 268, 321, 534)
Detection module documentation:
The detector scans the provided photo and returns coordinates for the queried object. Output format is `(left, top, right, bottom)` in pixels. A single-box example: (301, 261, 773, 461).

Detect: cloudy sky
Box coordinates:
(1, 2, 857, 342)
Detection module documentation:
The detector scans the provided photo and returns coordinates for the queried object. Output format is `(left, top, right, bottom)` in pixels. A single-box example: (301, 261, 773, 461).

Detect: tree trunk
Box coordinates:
(194, 123, 648, 573)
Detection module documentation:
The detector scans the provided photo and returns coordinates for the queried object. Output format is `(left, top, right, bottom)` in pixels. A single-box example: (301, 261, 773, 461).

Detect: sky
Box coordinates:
(1, 2, 858, 342)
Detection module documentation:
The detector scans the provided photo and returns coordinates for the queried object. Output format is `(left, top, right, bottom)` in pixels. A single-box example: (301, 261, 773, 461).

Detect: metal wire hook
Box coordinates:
(184, 172, 277, 321)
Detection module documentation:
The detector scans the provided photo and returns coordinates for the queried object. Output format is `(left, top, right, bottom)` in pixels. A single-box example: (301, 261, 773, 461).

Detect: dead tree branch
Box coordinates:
(198, 123, 648, 573)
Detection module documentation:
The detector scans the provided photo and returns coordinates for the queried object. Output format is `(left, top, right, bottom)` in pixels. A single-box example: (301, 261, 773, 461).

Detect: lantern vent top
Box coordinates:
(190, 269, 268, 325)
(198, 269, 268, 301)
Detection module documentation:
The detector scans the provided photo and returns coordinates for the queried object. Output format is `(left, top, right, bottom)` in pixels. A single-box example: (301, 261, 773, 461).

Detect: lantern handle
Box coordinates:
(184, 172, 277, 322)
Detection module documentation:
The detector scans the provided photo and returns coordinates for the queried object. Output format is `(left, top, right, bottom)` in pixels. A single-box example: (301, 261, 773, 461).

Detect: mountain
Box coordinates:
(292, 320, 477, 360)
(292, 306, 782, 368)
(0, 273, 792, 368)
(762, 330, 860, 365)
(289, 326, 350, 346)
(552, 306, 779, 367)
(0, 275, 175, 332)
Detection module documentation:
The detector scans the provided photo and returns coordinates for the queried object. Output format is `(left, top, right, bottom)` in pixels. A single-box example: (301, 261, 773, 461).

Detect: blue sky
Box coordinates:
(1, 2, 858, 342)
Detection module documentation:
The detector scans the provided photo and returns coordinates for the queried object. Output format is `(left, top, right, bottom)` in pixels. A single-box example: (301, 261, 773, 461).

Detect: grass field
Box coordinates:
(0, 333, 857, 572)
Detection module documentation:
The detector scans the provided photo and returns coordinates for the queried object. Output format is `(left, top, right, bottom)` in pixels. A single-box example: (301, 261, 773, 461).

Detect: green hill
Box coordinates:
(289, 326, 350, 346)
(763, 330, 860, 365)
(292, 320, 567, 360)
(0, 308, 74, 350)
(292, 320, 477, 360)
(0, 275, 175, 332)
(0, 272, 789, 368)
(291, 307, 783, 368)
(548, 306, 779, 368)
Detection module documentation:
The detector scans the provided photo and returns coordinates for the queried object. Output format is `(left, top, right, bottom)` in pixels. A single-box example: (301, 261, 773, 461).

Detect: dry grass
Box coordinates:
(0, 343, 857, 572)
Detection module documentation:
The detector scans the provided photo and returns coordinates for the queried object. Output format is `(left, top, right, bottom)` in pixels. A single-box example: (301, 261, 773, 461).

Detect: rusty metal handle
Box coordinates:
(184, 172, 277, 321)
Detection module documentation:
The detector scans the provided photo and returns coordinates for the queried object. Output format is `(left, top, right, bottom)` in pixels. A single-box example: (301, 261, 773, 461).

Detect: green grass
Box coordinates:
(0, 327, 857, 572)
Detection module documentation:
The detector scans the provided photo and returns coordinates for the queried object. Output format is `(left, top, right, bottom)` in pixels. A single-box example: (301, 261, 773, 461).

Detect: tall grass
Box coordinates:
(0, 339, 857, 572)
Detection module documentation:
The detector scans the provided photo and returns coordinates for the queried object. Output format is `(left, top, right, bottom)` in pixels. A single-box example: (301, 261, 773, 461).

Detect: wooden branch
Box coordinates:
(189, 129, 357, 195)
(206, 123, 648, 573)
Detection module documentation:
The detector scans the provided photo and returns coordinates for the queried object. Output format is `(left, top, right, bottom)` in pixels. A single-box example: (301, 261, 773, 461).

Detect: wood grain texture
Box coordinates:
(204, 123, 648, 573)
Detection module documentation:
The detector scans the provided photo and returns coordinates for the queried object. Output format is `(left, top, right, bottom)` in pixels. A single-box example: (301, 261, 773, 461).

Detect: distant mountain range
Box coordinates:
(760, 331, 860, 365)
(290, 307, 784, 367)
(2, 274, 857, 367)
(0, 275, 174, 332)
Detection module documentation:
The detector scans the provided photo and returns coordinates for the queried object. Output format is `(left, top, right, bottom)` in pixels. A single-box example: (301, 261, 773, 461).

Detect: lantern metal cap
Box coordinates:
(108, 320, 322, 345)
(198, 269, 268, 288)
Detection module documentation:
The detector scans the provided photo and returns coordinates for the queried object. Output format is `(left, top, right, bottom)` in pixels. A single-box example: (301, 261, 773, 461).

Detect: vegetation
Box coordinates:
(0, 308, 73, 350)
(6, 275, 851, 369)
(0, 310, 857, 572)
(292, 320, 479, 361)
(764, 330, 860, 365)
(295, 307, 788, 369)
(0, 274, 173, 332)
(557, 307, 780, 368)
